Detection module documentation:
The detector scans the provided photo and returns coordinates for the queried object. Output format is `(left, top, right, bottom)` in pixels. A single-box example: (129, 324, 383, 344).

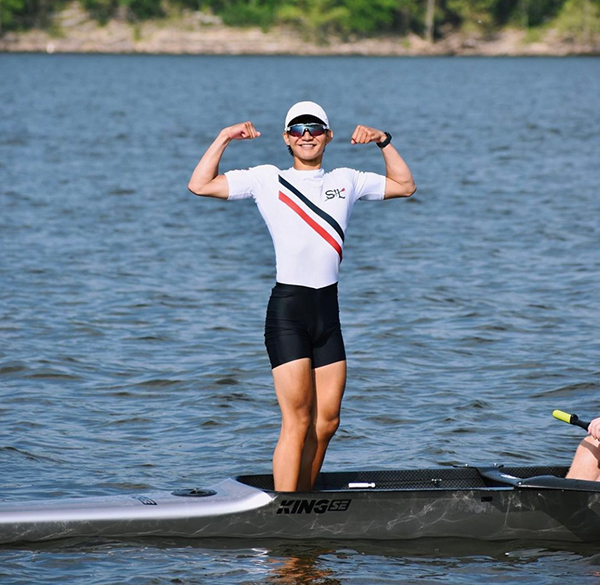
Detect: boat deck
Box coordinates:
(237, 465, 572, 492)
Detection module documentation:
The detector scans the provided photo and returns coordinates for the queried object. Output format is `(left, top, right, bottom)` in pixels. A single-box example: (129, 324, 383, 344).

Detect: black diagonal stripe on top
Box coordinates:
(279, 175, 345, 242)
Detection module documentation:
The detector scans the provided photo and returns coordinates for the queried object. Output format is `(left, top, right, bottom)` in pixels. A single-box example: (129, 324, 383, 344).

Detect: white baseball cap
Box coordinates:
(284, 101, 329, 129)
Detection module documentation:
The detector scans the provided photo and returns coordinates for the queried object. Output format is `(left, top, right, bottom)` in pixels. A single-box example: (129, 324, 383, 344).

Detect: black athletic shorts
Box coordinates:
(264, 282, 346, 370)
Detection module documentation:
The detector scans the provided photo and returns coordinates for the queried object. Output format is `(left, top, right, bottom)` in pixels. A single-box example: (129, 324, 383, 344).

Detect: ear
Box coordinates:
(326, 130, 333, 144)
(282, 131, 290, 146)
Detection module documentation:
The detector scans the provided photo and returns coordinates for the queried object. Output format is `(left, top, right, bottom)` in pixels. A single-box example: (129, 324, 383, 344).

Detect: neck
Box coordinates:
(293, 156, 323, 171)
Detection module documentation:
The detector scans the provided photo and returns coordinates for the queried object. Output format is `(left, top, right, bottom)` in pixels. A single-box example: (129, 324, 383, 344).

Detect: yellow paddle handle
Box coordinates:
(552, 410, 572, 424)
(553, 409, 590, 430)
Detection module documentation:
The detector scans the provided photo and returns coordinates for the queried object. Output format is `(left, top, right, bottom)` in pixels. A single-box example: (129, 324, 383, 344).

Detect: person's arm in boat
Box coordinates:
(188, 122, 261, 199)
(588, 417, 600, 440)
(566, 416, 600, 481)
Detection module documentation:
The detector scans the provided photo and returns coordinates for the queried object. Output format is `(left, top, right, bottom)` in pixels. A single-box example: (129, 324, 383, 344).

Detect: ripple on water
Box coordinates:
(1, 54, 599, 582)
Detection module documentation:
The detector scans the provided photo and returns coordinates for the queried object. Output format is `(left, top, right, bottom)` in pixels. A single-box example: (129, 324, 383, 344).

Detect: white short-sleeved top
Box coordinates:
(225, 165, 386, 289)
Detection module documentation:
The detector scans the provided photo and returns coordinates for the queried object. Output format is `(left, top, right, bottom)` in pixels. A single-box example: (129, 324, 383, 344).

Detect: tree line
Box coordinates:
(1, 0, 598, 41)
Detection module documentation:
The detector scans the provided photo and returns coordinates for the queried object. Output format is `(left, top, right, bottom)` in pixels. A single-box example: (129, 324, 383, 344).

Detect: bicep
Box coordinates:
(383, 177, 416, 199)
(189, 174, 229, 199)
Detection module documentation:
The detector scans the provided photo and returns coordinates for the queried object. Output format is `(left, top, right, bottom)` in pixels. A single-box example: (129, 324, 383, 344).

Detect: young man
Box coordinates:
(567, 417, 600, 481)
(188, 101, 416, 492)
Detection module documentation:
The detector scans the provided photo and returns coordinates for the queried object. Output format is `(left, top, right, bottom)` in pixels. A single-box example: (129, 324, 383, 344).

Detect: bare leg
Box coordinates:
(271, 358, 314, 492)
(566, 436, 600, 481)
(297, 360, 346, 491)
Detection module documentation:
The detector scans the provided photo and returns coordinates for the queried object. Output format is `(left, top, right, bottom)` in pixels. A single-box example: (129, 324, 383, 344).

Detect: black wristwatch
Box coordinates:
(376, 132, 392, 148)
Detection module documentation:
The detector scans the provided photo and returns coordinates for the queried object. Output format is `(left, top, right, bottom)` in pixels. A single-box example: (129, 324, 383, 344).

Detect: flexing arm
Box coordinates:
(188, 122, 261, 199)
(351, 125, 416, 200)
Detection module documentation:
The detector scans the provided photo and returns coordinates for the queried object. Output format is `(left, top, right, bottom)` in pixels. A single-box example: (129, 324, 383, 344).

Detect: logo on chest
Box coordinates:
(325, 187, 346, 200)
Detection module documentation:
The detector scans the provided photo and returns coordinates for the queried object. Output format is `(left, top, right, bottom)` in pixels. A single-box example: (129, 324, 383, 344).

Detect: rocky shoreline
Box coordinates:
(1, 3, 599, 56)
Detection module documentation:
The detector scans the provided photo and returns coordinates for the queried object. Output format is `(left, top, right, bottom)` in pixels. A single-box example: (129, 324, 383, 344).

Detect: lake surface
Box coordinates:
(1, 53, 599, 583)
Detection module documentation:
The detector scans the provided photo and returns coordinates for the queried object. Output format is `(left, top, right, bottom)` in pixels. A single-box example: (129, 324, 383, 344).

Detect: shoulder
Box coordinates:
(227, 164, 278, 176)
(247, 165, 282, 189)
(327, 167, 358, 177)
(225, 164, 279, 186)
(226, 164, 282, 201)
(325, 167, 366, 183)
(325, 167, 368, 184)
(249, 164, 280, 176)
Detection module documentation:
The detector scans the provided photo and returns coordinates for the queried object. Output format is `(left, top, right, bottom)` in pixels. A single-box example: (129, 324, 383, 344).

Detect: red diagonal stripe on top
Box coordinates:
(279, 191, 342, 260)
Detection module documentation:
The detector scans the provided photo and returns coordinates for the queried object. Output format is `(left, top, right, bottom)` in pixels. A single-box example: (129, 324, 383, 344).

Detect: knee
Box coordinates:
(581, 435, 600, 452)
(317, 415, 340, 442)
(282, 407, 313, 437)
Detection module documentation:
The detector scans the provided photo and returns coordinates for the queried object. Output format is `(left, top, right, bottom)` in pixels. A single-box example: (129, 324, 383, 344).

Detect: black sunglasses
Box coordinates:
(286, 123, 329, 138)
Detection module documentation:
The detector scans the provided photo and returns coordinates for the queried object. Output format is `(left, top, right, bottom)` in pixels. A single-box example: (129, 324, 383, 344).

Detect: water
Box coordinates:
(1, 54, 600, 583)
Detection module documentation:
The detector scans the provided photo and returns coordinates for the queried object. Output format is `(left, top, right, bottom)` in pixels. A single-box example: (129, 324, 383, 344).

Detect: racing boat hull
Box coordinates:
(2, 465, 600, 544)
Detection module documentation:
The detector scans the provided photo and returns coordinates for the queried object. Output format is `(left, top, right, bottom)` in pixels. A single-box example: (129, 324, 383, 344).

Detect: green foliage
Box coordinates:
(0, 0, 28, 30)
(277, 0, 351, 39)
(221, 0, 278, 28)
(492, 0, 564, 28)
(526, 0, 564, 26)
(555, 0, 600, 38)
(124, 0, 165, 20)
(446, 0, 498, 29)
(80, 0, 164, 22)
(393, 0, 425, 35)
(80, 0, 118, 24)
(275, 0, 404, 38)
(341, 0, 398, 32)
(1, 0, 64, 30)
(3, 0, 600, 43)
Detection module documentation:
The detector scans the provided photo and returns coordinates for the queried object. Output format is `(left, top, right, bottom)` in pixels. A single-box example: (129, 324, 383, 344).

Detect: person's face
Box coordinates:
(283, 122, 333, 165)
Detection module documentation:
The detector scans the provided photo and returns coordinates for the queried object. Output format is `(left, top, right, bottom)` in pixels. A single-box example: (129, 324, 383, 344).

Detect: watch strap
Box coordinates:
(376, 132, 392, 148)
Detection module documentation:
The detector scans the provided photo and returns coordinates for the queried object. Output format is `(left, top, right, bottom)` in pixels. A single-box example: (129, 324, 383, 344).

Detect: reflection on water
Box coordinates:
(262, 547, 343, 585)
(10, 536, 600, 584)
